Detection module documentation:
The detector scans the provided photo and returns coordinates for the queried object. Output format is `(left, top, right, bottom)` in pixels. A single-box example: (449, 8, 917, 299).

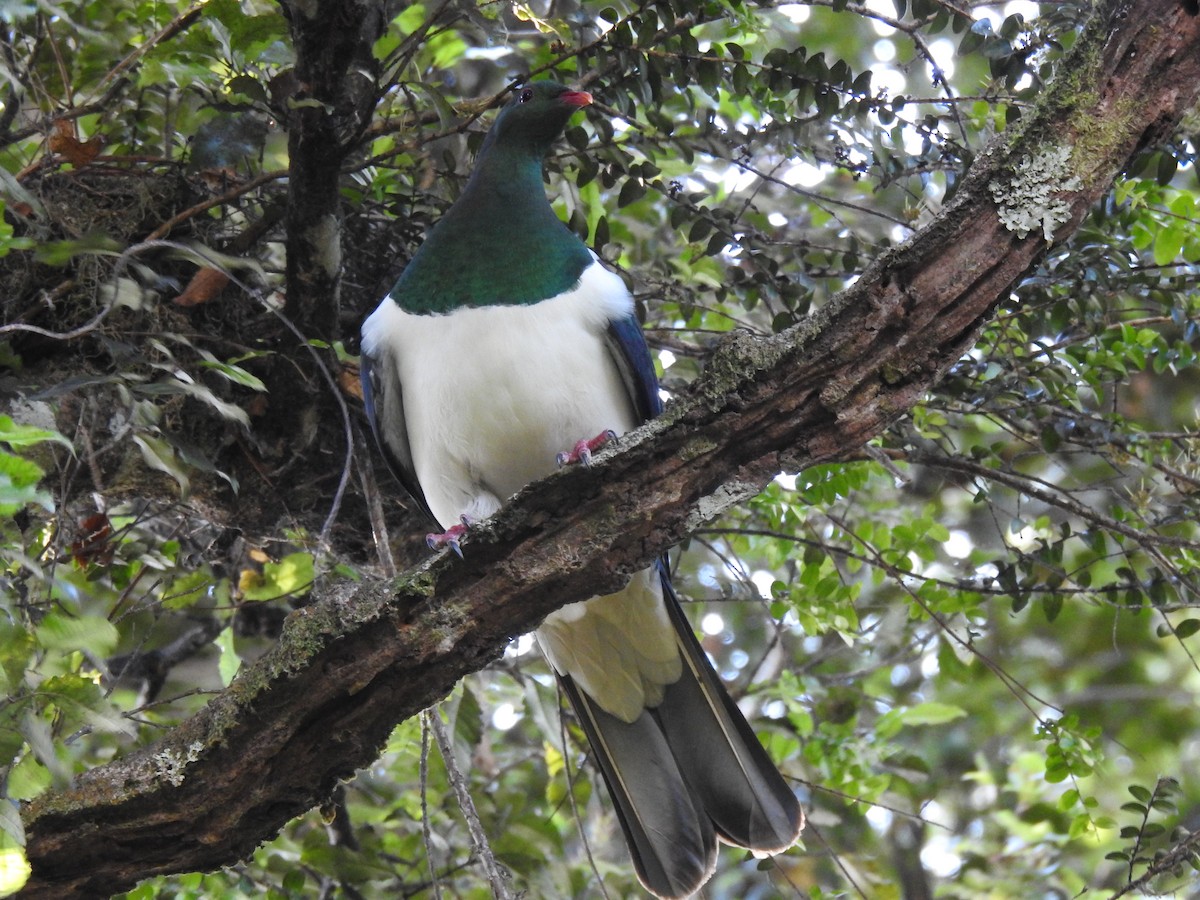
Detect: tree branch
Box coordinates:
(19, 0, 1200, 895)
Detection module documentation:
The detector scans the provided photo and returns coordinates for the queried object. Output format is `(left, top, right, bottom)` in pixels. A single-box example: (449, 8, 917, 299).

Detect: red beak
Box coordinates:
(561, 90, 593, 108)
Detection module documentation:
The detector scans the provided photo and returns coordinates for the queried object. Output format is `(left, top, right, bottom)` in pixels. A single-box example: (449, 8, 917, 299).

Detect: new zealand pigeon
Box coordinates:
(360, 80, 803, 898)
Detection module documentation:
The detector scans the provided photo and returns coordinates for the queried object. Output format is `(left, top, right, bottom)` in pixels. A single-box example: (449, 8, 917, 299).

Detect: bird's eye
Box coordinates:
(519, 88, 534, 103)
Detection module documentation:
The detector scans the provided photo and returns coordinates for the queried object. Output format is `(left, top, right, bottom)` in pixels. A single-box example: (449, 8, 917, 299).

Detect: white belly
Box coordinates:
(363, 258, 638, 527)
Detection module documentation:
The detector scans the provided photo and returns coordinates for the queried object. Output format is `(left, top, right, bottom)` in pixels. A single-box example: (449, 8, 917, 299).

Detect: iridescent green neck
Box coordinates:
(388, 141, 591, 314)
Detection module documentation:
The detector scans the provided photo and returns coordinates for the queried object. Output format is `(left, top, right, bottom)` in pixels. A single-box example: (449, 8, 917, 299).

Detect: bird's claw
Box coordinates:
(556, 429, 617, 468)
(426, 516, 474, 557)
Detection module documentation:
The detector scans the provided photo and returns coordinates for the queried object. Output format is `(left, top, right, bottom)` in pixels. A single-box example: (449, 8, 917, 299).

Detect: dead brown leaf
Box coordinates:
(173, 267, 231, 307)
(48, 121, 106, 167)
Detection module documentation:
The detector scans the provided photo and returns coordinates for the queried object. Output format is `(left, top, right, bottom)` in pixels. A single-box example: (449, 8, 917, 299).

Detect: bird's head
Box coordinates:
(483, 81, 593, 159)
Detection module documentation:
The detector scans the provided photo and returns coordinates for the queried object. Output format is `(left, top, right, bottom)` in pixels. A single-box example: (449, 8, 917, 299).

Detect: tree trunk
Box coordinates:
(280, 0, 384, 340)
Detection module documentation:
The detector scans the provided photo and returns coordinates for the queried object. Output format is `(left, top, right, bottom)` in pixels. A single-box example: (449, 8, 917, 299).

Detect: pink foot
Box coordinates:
(556, 430, 617, 468)
(426, 516, 473, 557)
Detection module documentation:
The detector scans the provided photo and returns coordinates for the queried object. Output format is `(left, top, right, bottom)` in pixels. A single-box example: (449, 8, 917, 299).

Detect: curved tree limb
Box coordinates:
(19, 0, 1200, 895)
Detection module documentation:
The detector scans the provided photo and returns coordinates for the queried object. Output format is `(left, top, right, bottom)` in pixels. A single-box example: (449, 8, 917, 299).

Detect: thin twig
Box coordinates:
(556, 684, 611, 899)
(380, 0, 459, 85)
(822, 507, 1064, 720)
(98, 0, 208, 90)
(227, 271, 353, 555)
(912, 450, 1200, 553)
(143, 169, 288, 241)
(356, 423, 397, 577)
(3, 75, 131, 154)
(427, 709, 513, 899)
(804, 820, 870, 899)
(1106, 826, 1200, 899)
(419, 714, 443, 900)
(42, 15, 73, 109)
(0, 240, 163, 340)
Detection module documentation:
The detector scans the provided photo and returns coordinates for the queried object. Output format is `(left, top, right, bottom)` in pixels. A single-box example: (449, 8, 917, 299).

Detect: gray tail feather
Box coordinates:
(559, 574, 803, 898)
(563, 678, 718, 898)
(655, 575, 804, 852)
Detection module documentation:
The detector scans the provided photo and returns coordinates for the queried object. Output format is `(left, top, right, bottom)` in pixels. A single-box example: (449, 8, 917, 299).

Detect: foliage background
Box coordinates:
(2, 0, 1200, 897)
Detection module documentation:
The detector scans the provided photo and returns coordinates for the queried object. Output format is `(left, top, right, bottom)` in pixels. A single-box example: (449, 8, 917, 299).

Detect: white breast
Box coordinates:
(362, 256, 638, 529)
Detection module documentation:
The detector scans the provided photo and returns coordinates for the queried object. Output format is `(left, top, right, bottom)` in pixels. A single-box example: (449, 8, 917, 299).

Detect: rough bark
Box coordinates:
(19, 0, 1200, 895)
(280, 0, 385, 340)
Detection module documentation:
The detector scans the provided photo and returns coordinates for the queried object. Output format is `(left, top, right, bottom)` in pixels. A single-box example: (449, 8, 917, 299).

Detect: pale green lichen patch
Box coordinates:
(989, 144, 1082, 241)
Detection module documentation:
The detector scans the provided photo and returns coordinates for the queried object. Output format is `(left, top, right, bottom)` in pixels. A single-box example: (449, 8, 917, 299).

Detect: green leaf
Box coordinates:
(1128, 784, 1153, 802)
(33, 234, 121, 266)
(0, 801, 24, 849)
(923, 520, 951, 543)
(0, 416, 73, 452)
(593, 214, 610, 249)
(6, 754, 51, 802)
(454, 684, 484, 753)
(898, 702, 967, 726)
(427, 31, 467, 69)
(697, 58, 721, 94)
(416, 82, 459, 130)
(1153, 225, 1184, 266)
(137, 379, 249, 427)
(198, 360, 267, 391)
(1173, 618, 1200, 639)
(162, 570, 215, 611)
(0, 623, 33, 696)
(217, 626, 240, 687)
(1042, 594, 1063, 623)
(0, 452, 49, 513)
(0, 845, 30, 897)
(1067, 812, 1091, 838)
(241, 552, 315, 601)
(618, 177, 646, 208)
(133, 434, 191, 496)
(35, 613, 119, 657)
(281, 870, 306, 893)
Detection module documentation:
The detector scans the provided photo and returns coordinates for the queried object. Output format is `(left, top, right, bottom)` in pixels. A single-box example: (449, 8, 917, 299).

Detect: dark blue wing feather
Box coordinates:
(606, 313, 662, 424)
(360, 348, 437, 524)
